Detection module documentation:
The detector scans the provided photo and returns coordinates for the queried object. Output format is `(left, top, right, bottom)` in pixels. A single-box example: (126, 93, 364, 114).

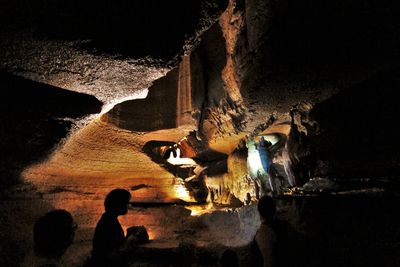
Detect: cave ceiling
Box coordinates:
(1, 0, 400, 200)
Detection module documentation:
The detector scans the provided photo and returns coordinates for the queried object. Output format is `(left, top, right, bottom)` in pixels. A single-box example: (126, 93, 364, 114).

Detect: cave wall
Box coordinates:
(233, 0, 400, 124)
(103, 0, 247, 144)
(286, 74, 400, 185)
(101, 52, 206, 132)
(1, 1, 400, 266)
(102, 68, 184, 131)
(3, 0, 400, 182)
(103, 0, 400, 188)
(0, 72, 102, 185)
(230, 0, 400, 186)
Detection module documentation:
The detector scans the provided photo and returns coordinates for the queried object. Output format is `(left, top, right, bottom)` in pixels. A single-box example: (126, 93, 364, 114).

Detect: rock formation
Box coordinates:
(0, 72, 102, 184)
(1, 0, 400, 266)
(101, 0, 400, 199)
(286, 74, 400, 187)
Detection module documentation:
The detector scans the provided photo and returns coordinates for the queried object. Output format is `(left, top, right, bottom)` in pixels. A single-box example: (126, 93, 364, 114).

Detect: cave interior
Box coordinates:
(1, 0, 400, 266)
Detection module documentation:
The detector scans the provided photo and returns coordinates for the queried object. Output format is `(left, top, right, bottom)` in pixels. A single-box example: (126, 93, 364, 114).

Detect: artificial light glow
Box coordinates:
(188, 202, 214, 216)
(146, 229, 155, 240)
(247, 141, 266, 180)
(258, 134, 280, 146)
(167, 148, 197, 166)
(173, 183, 193, 202)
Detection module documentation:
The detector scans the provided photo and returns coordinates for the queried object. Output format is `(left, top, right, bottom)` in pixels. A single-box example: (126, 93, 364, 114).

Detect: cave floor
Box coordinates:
(7, 180, 400, 267)
(2, 181, 259, 267)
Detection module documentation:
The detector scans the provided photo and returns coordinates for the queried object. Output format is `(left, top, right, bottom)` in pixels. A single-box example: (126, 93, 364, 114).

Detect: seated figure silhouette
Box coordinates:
(31, 209, 77, 267)
(91, 189, 132, 267)
(254, 195, 288, 267)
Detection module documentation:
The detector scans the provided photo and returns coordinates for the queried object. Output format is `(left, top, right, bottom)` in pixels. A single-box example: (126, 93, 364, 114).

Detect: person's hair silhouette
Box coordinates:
(34, 209, 77, 259)
(254, 195, 289, 267)
(104, 188, 132, 215)
(221, 249, 239, 267)
(257, 194, 276, 222)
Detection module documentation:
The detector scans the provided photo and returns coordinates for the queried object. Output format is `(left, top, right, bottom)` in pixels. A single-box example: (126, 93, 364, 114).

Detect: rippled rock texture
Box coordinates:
(0, 0, 228, 104)
(2, 0, 400, 266)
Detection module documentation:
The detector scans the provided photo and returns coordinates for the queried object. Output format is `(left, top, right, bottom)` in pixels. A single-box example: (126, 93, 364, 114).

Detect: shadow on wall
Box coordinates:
(0, 72, 102, 186)
(285, 71, 400, 185)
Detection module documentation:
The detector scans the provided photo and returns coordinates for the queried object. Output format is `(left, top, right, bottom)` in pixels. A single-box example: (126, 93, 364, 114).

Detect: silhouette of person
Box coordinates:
(258, 137, 276, 193)
(91, 189, 132, 267)
(30, 209, 77, 267)
(175, 241, 195, 267)
(220, 249, 240, 267)
(254, 195, 288, 267)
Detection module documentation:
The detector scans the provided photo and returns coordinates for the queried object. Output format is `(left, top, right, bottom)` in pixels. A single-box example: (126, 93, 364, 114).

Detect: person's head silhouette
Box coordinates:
(33, 209, 77, 259)
(221, 249, 239, 267)
(257, 195, 276, 222)
(104, 189, 132, 216)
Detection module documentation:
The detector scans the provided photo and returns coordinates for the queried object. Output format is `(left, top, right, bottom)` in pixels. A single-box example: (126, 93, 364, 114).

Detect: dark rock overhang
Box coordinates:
(0, 72, 102, 183)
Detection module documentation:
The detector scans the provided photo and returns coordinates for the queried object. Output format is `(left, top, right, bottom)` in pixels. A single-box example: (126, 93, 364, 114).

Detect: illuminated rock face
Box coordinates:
(102, 68, 185, 131)
(3, 1, 400, 266)
(96, 0, 304, 202)
(194, 0, 246, 145)
(204, 145, 256, 205)
(99, 6, 249, 204)
(12, 0, 400, 204)
(100, 0, 400, 199)
(101, 54, 205, 132)
(102, 0, 246, 147)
